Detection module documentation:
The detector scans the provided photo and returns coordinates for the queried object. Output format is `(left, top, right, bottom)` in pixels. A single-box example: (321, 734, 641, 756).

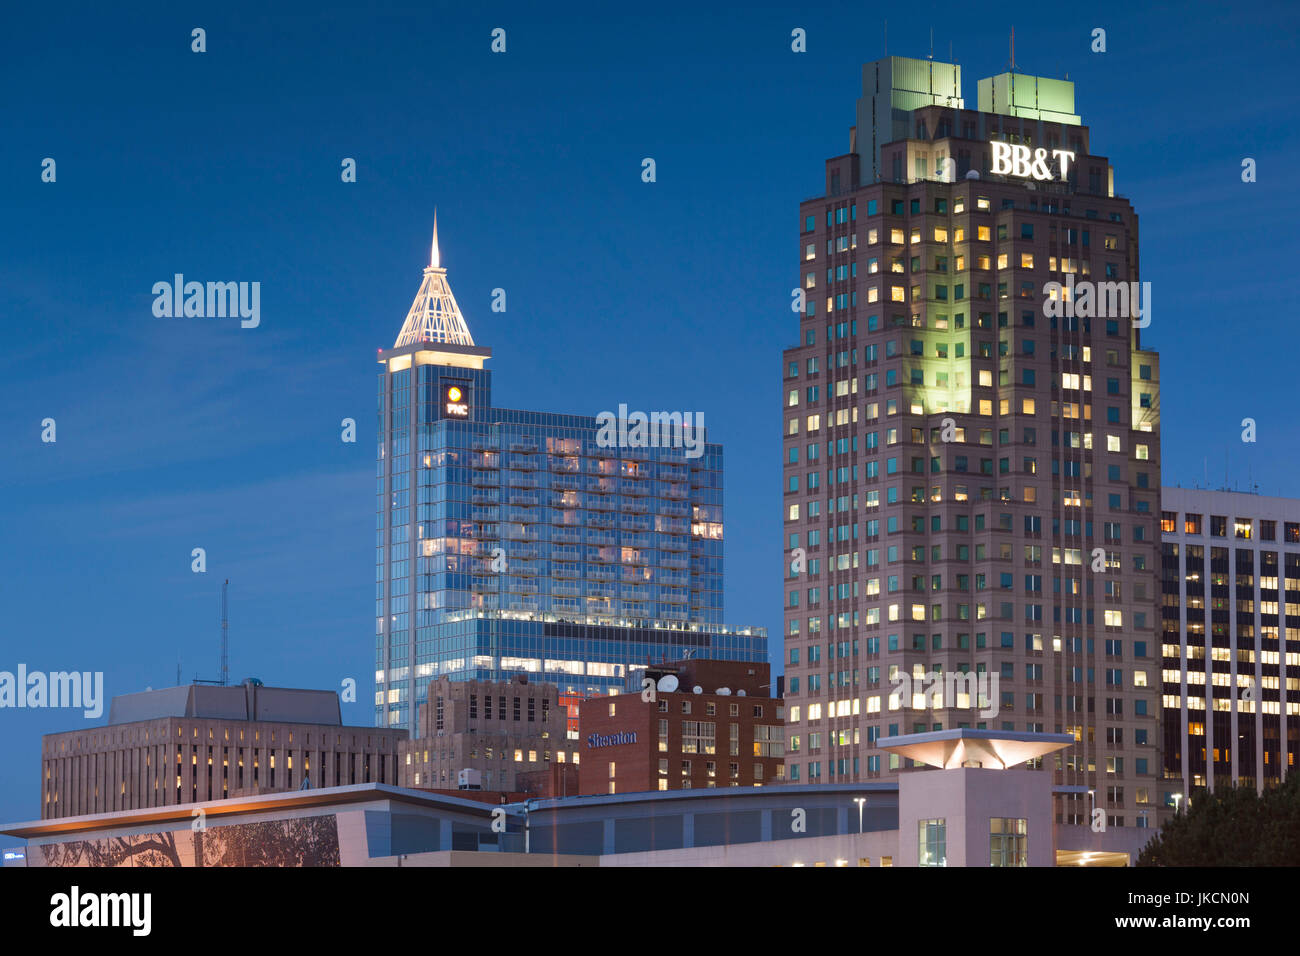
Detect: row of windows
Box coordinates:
(1161, 512, 1300, 543)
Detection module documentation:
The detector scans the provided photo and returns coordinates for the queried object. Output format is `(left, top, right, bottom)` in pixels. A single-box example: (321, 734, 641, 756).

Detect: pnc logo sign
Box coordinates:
(444, 383, 469, 418)
(990, 141, 1075, 182)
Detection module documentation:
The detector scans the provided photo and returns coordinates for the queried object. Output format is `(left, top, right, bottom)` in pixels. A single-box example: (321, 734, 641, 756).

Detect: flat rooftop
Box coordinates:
(104, 682, 342, 727)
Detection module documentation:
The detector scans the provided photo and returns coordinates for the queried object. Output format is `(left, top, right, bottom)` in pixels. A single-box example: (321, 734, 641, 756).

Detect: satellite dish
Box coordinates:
(716, 687, 732, 696)
(692, 686, 703, 694)
(736, 690, 746, 697)
(965, 169, 980, 180)
(657, 674, 679, 693)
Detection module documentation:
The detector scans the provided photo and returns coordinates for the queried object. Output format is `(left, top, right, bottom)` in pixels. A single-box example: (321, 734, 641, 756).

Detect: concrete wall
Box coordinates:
(898, 767, 1053, 866)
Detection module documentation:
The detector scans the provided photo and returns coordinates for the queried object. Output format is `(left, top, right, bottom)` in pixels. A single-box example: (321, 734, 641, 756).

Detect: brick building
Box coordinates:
(577, 660, 785, 794)
(398, 674, 574, 792)
(40, 681, 406, 819)
(782, 56, 1162, 833)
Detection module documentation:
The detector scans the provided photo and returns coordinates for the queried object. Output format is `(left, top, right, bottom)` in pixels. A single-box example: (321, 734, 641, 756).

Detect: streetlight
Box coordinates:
(853, 796, 866, 833)
(1171, 792, 1183, 813)
(522, 798, 538, 854)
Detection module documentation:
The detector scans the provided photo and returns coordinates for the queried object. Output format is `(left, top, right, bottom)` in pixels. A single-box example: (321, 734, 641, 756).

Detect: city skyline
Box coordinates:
(1, 0, 1298, 826)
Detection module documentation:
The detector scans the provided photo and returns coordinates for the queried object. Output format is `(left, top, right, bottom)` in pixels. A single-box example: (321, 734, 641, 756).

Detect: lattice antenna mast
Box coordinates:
(220, 579, 229, 687)
(393, 212, 476, 348)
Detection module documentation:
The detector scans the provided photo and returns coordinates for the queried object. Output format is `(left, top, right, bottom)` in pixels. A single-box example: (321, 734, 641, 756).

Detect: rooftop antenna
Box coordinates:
(176, 657, 182, 687)
(1010, 26, 1017, 72)
(929, 27, 933, 60)
(220, 579, 229, 687)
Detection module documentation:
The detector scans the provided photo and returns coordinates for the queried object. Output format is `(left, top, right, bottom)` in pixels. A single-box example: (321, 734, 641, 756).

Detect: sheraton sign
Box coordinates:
(990, 141, 1075, 181)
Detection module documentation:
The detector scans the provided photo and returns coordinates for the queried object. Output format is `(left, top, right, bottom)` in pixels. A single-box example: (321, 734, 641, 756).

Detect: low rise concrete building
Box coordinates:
(40, 681, 405, 818)
(7, 731, 1148, 866)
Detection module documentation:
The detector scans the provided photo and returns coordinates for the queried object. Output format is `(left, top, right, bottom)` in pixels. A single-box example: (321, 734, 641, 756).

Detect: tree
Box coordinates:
(1138, 772, 1300, 866)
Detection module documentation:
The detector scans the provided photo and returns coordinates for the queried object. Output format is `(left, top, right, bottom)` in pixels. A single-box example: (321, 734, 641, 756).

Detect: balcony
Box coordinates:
(507, 508, 540, 524)
(507, 475, 539, 489)
(508, 439, 538, 453)
(549, 458, 580, 474)
(508, 492, 539, 508)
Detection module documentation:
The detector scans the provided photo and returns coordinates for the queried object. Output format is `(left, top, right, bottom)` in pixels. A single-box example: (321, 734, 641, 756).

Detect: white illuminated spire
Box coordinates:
(430, 210, 440, 269)
(394, 213, 475, 348)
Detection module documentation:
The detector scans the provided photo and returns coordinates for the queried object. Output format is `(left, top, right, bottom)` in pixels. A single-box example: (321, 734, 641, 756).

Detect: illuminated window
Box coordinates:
(990, 818, 1027, 867)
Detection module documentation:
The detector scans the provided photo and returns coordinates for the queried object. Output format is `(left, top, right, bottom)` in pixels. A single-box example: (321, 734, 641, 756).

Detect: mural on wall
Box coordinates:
(37, 814, 341, 867)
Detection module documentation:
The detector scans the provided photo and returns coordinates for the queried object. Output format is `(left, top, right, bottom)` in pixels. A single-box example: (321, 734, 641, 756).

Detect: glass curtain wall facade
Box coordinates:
(375, 275, 763, 735)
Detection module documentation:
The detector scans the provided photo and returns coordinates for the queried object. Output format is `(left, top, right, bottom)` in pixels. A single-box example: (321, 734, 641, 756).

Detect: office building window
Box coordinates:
(990, 817, 1028, 866)
(919, 819, 947, 867)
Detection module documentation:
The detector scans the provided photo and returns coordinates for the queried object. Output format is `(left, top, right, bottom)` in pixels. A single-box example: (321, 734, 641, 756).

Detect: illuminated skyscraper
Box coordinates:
(375, 226, 765, 735)
(781, 56, 1162, 832)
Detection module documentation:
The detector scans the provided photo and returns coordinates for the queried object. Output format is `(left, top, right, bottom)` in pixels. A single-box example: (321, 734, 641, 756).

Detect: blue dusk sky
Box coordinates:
(1, 0, 1297, 822)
